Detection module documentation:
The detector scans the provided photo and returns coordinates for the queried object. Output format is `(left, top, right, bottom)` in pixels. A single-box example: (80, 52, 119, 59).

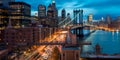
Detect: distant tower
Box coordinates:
(61, 9, 66, 26)
(47, 4, 53, 19)
(66, 13, 71, 26)
(38, 4, 46, 18)
(52, 0, 56, 7)
(106, 15, 111, 24)
(47, 0, 58, 27)
(61, 8, 66, 19)
(87, 14, 93, 24)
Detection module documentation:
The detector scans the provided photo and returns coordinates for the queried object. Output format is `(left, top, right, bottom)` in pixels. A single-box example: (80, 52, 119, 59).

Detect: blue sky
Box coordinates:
(16, 0, 120, 20)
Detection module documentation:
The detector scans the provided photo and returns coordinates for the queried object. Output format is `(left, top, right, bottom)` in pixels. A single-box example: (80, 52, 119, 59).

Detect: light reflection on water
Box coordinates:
(81, 30, 120, 55)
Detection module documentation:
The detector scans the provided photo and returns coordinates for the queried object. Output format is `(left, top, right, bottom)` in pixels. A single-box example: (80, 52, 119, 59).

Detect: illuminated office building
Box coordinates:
(9, 2, 31, 28)
(38, 4, 46, 18)
(0, 6, 9, 30)
(38, 4, 47, 26)
(47, 0, 58, 27)
(87, 14, 93, 24)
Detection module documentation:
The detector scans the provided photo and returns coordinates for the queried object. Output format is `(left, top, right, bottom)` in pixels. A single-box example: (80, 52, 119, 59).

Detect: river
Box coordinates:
(81, 30, 120, 56)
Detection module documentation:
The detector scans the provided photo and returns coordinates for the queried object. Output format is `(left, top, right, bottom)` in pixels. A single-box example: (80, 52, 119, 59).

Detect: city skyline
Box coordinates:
(1, 0, 120, 60)
(16, 0, 120, 20)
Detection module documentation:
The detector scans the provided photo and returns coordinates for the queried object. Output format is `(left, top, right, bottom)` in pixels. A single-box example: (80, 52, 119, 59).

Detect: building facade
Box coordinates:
(60, 9, 66, 26)
(38, 4, 48, 26)
(31, 16, 39, 24)
(106, 15, 111, 24)
(61, 9, 66, 20)
(38, 4, 46, 18)
(4, 27, 39, 50)
(0, 6, 9, 30)
(61, 47, 80, 60)
(87, 14, 93, 24)
(9, 2, 31, 28)
(47, 0, 58, 27)
(0, 30, 6, 50)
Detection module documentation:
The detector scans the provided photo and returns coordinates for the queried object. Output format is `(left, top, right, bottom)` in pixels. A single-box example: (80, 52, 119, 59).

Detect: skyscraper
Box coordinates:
(52, 0, 55, 7)
(59, 9, 66, 27)
(0, 0, 15, 29)
(38, 4, 46, 18)
(9, 2, 31, 28)
(61, 8, 66, 20)
(87, 14, 93, 24)
(66, 13, 71, 26)
(106, 15, 111, 24)
(0, 6, 9, 30)
(47, 0, 58, 27)
(38, 4, 47, 26)
(47, 4, 53, 27)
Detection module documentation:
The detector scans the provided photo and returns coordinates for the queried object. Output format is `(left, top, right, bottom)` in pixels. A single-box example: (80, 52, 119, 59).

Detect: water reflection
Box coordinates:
(79, 30, 120, 56)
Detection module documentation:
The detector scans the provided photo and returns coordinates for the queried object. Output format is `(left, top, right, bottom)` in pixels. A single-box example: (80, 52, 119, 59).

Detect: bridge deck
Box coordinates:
(37, 43, 65, 45)
(36, 41, 91, 45)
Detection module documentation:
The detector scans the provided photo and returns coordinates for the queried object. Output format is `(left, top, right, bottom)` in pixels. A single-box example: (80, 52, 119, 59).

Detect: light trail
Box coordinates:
(23, 30, 67, 60)
(58, 16, 69, 25)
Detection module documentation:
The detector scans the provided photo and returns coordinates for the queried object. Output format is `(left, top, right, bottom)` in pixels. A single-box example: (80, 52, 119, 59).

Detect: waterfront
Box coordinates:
(82, 30, 120, 56)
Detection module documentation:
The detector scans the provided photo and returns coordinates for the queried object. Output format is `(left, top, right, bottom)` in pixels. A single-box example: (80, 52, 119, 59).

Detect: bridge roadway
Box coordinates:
(71, 24, 95, 29)
(36, 41, 92, 46)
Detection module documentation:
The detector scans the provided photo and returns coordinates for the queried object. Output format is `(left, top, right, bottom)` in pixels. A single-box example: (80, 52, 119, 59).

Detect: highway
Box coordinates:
(19, 30, 68, 60)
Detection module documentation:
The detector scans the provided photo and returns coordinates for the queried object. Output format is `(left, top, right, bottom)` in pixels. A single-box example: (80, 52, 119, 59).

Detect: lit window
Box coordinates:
(6, 43, 8, 45)
(20, 40, 22, 42)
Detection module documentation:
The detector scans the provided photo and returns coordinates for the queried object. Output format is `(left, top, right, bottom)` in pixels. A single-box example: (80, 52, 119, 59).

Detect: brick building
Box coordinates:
(4, 27, 39, 50)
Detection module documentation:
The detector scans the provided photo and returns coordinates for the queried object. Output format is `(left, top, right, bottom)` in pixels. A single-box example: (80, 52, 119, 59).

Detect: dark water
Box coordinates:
(82, 30, 120, 55)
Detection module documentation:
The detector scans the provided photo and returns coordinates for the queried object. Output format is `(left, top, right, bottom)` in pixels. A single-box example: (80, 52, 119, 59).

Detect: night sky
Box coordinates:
(16, 0, 120, 20)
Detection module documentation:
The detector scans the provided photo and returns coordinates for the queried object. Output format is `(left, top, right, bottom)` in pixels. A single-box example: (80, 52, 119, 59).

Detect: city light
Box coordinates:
(0, 0, 120, 60)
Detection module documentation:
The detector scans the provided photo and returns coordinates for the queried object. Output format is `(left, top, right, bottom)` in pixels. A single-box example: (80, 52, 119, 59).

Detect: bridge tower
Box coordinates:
(73, 9, 83, 37)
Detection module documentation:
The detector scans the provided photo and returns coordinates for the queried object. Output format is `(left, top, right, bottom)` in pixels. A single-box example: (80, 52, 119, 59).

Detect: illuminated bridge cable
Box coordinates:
(58, 16, 69, 25)
(61, 11, 82, 27)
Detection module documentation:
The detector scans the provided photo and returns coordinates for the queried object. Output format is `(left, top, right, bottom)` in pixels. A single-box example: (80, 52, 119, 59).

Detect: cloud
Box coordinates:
(16, 0, 120, 19)
(82, 0, 120, 9)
